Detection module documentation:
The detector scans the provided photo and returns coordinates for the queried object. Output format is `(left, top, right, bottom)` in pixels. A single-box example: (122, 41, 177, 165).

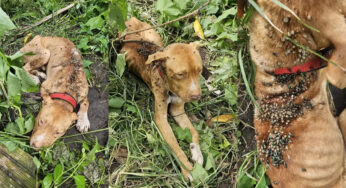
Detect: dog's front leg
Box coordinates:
(76, 97, 90, 132)
(154, 94, 194, 180)
(169, 100, 203, 165)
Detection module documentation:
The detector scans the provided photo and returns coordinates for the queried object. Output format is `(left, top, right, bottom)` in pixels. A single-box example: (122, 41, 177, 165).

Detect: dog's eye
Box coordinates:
(55, 131, 62, 135)
(176, 73, 185, 79)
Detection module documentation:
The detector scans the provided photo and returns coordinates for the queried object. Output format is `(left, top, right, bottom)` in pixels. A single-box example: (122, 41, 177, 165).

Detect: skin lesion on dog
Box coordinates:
(21, 35, 90, 150)
(121, 17, 204, 180)
(249, 0, 346, 187)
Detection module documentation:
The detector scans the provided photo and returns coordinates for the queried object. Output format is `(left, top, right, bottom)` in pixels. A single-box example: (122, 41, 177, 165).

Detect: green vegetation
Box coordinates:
(0, 0, 270, 187)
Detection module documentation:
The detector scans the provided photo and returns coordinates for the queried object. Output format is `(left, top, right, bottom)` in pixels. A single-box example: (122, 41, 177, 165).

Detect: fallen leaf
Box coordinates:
(193, 16, 205, 40)
(24, 33, 32, 44)
(211, 114, 234, 123)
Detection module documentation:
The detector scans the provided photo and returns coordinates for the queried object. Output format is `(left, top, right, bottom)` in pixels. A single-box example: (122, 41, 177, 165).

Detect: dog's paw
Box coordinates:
(190, 143, 203, 165)
(31, 75, 41, 84)
(76, 112, 90, 132)
(181, 168, 193, 181)
(36, 71, 47, 80)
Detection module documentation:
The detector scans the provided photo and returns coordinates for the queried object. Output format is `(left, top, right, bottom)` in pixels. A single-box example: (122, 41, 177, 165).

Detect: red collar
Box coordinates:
(157, 66, 164, 78)
(274, 57, 327, 75)
(50, 93, 77, 110)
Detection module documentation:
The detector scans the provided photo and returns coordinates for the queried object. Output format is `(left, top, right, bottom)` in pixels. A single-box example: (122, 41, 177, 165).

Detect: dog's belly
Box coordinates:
(262, 108, 345, 187)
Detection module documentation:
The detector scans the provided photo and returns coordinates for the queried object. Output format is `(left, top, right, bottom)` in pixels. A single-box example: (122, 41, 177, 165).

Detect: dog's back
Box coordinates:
(121, 17, 163, 83)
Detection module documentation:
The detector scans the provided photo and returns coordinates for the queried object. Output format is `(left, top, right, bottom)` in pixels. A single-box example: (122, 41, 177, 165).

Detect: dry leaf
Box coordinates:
(211, 114, 234, 123)
(193, 16, 205, 40)
(24, 33, 32, 44)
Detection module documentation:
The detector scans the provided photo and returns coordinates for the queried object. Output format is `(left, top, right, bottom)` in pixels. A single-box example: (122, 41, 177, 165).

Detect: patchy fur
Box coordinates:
(249, 0, 346, 187)
(21, 36, 90, 149)
(121, 17, 203, 180)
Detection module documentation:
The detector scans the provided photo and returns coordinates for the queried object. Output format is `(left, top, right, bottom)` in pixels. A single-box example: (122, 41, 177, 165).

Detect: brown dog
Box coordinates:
(121, 17, 203, 180)
(246, 0, 346, 187)
(20, 36, 90, 149)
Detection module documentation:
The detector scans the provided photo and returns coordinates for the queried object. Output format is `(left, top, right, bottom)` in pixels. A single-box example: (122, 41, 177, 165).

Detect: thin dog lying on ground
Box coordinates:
(244, 0, 346, 187)
(21, 36, 90, 149)
(120, 17, 204, 180)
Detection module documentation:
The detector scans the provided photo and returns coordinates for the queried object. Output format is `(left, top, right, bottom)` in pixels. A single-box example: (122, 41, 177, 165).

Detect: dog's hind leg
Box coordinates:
(154, 95, 194, 180)
(76, 97, 90, 133)
(169, 100, 204, 165)
(20, 36, 50, 84)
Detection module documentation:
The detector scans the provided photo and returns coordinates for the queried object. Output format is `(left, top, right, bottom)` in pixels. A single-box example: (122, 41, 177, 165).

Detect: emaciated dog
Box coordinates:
(244, 0, 346, 187)
(21, 36, 90, 149)
(121, 17, 203, 180)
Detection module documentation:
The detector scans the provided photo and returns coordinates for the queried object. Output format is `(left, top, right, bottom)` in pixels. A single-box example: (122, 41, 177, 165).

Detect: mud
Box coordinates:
(63, 55, 109, 148)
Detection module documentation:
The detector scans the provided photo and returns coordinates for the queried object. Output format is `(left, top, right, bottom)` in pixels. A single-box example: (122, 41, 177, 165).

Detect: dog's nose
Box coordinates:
(30, 141, 37, 148)
(190, 94, 201, 100)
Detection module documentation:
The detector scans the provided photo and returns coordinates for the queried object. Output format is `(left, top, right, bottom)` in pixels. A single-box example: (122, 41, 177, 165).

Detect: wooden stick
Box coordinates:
(118, 0, 211, 40)
(21, 3, 75, 30)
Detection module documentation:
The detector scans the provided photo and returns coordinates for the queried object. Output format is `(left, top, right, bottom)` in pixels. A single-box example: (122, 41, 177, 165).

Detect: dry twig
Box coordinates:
(21, 3, 75, 30)
(117, 0, 211, 40)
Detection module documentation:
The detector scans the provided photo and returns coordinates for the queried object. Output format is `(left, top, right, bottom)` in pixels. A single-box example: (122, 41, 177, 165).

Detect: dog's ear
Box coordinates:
(20, 35, 50, 67)
(145, 51, 169, 65)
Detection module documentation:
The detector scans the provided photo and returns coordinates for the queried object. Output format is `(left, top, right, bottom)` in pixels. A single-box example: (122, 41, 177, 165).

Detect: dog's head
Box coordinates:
(30, 99, 77, 150)
(146, 43, 203, 102)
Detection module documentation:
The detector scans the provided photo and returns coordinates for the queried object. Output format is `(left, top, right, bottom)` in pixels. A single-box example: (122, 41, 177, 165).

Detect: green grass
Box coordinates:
(0, 0, 264, 187)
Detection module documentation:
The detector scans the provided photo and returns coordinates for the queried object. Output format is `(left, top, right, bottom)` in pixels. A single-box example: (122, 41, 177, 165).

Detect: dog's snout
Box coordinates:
(190, 94, 201, 100)
(30, 140, 38, 149)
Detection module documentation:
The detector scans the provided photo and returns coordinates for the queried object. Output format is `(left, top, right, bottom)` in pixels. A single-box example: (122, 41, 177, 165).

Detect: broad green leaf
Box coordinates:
(156, 0, 174, 13)
(82, 60, 93, 67)
(109, 97, 125, 108)
(5, 117, 24, 134)
(78, 37, 91, 50)
(191, 163, 208, 183)
(216, 32, 238, 41)
(205, 153, 216, 170)
(146, 133, 156, 144)
(86, 16, 105, 30)
(174, 0, 188, 10)
(225, 84, 237, 106)
(42, 174, 53, 188)
(125, 104, 137, 113)
(1, 141, 17, 151)
(115, 53, 126, 77)
(0, 57, 9, 80)
(24, 113, 34, 133)
(109, 0, 127, 32)
(172, 126, 192, 143)
(7, 71, 21, 98)
(163, 7, 181, 17)
(255, 164, 268, 188)
(13, 67, 39, 93)
(33, 156, 41, 169)
(216, 7, 237, 22)
(237, 171, 254, 188)
(53, 164, 64, 185)
(7, 51, 24, 61)
(0, 7, 16, 37)
(73, 174, 86, 188)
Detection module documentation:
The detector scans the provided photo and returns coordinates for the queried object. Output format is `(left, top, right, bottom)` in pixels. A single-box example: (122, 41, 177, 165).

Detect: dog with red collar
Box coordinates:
(20, 36, 90, 150)
(246, 0, 346, 187)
